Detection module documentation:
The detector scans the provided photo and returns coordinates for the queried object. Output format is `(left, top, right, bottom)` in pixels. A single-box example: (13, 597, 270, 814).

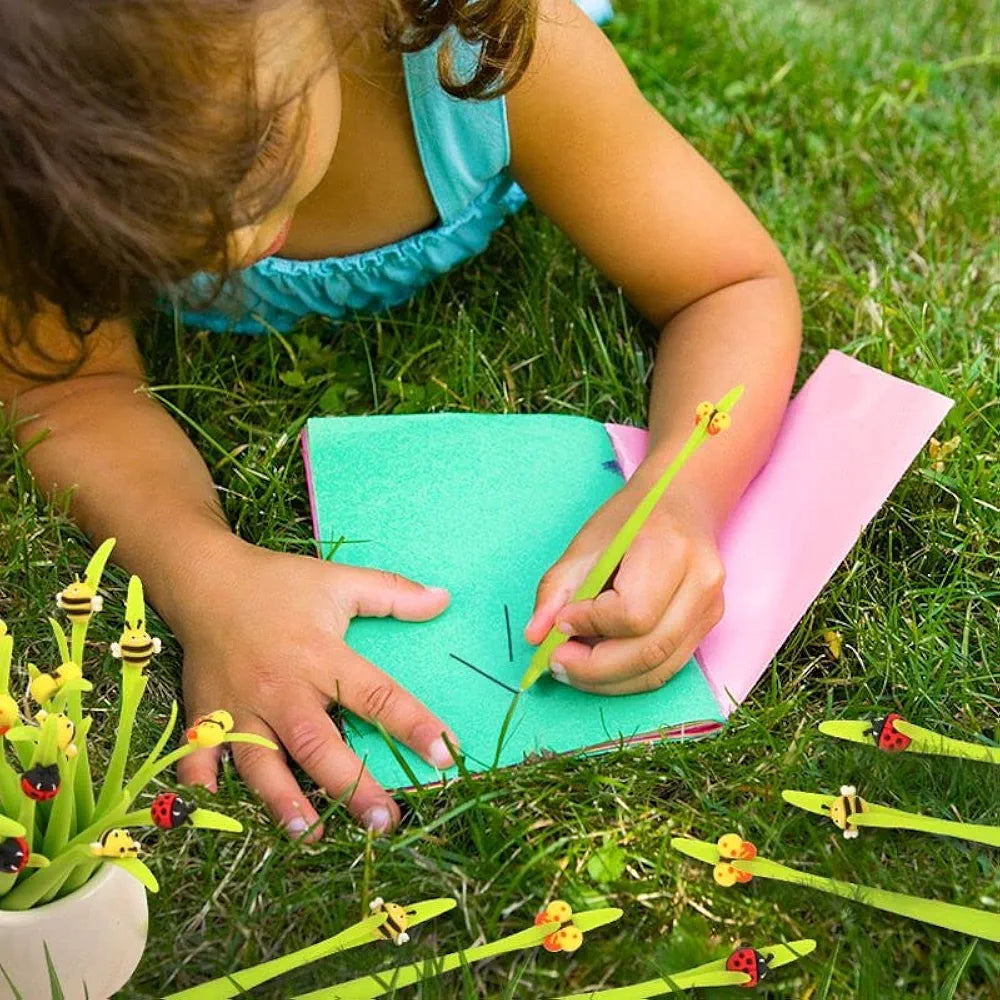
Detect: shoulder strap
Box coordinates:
(402, 31, 511, 223)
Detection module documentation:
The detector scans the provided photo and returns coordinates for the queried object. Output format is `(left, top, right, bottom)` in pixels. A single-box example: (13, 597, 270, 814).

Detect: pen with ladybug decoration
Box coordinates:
(0, 814, 49, 882)
(520, 385, 744, 690)
(820, 714, 1000, 764)
(0, 709, 65, 898)
(553, 938, 817, 998)
(672, 833, 1000, 942)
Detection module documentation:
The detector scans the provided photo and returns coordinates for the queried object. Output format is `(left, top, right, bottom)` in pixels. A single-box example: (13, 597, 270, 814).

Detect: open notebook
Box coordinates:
(302, 352, 952, 789)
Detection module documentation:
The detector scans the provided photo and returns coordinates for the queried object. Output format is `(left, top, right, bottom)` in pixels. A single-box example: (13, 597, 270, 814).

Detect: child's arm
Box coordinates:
(2, 306, 456, 834)
(510, 0, 801, 691)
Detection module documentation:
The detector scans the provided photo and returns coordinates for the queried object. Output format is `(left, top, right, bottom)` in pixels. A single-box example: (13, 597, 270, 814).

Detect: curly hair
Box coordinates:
(0, 0, 538, 377)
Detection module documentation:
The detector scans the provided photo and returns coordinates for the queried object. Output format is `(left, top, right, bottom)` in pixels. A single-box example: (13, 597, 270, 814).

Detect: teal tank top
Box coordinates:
(168, 0, 612, 334)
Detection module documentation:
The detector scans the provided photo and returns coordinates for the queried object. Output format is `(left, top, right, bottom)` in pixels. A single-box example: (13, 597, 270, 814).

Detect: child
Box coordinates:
(0, 0, 800, 837)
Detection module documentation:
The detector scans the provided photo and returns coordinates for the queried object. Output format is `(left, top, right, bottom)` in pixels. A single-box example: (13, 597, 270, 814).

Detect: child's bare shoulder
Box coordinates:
(0, 300, 142, 404)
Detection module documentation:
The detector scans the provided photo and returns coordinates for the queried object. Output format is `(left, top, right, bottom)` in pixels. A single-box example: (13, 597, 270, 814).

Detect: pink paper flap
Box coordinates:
(605, 351, 953, 715)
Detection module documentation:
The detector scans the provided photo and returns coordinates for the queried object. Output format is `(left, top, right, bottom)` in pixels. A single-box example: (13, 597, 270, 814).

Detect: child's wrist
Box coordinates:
(628, 443, 731, 536)
(140, 521, 248, 639)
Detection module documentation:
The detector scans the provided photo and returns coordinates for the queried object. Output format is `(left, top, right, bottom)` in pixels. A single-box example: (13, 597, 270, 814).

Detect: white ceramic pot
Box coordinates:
(0, 864, 148, 1000)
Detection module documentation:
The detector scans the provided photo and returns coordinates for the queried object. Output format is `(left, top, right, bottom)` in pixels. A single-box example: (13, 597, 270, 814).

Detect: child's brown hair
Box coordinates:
(0, 0, 537, 375)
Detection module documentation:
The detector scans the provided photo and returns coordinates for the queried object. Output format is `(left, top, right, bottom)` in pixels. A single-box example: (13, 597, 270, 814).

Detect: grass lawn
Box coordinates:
(2, 0, 998, 995)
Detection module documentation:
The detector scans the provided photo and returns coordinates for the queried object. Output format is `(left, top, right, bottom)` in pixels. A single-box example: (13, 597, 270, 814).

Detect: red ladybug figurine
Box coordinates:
(0, 836, 29, 875)
(21, 764, 60, 801)
(150, 792, 194, 830)
(874, 713, 911, 752)
(725, 947, 769, 988)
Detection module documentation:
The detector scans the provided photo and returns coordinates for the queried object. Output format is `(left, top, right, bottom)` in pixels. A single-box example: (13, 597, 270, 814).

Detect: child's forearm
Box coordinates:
(11, 373, 235, 633)
(639, 267, 801, 530)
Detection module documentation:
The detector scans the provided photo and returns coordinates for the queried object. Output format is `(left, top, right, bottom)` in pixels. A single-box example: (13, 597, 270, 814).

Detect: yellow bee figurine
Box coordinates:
(56, 580, 103, 623)
(35, 711, 78, 759)
(186, 710, 234, 748)
(828, 785, 866, 839)
(370, 897, 411, 945)
(0, 694, 19, 737)
(695, 401, 732, 436)
(29, 662, 83, 706)
(90, 829, 140, 858)
(111, 619, 161, 671)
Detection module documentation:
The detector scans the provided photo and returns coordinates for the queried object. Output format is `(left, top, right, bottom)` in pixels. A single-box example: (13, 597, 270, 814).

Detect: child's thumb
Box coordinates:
(339, 565, 451, 622)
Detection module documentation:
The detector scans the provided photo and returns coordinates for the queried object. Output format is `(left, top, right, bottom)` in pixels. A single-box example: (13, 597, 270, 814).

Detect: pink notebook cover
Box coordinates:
(605, 350, 953, 715)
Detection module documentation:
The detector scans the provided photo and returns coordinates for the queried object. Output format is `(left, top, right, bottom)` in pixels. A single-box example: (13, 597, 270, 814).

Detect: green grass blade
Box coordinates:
(0, 963, 25, 1000)
(936, 942, 978, 999)
(43, 943, 65, 1000)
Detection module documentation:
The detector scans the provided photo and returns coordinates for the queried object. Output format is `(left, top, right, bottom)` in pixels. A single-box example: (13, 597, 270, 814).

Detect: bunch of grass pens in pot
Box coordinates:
(0, 539, 274, 912)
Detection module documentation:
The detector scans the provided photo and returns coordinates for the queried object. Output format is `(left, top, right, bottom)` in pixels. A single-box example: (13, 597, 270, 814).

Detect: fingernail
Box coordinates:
(524, 613, 538, 635)
(427, 587, 449, 598)
(286, 816, 309, 838)
(550, 661, 570, 684)
(556, 619, 574, 636)
(363, 806, 393, 833)
(428, 737, 456, 770)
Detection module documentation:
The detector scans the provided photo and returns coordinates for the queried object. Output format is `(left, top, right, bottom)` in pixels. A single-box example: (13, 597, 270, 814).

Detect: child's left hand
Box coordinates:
(524, 469, 725, 694)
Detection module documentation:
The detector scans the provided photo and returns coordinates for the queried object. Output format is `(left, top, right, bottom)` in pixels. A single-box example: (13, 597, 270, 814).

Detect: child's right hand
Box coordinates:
(173, 536, 457, 839)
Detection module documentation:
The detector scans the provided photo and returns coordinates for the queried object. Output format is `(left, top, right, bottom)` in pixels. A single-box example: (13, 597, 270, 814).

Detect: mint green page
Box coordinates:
(304, 413, 723, 789)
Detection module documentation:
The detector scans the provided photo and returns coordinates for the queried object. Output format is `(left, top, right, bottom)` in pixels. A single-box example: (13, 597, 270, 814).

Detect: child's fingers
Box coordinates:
(555, 533, 687, 640)
(524, 551, 598, 644)
(551, 579, 722, 689)
(176, 745, 221, 795)
(331, 647, 459, 771)
(337, 565, 451, 622)
(228, 715, 324, 842)
(266, 698, 401, 833)
(553, 614, 711, 696)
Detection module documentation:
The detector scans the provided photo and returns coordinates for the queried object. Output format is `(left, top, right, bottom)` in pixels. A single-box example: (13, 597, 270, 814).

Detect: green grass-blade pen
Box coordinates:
(521, 385, 744, 690)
